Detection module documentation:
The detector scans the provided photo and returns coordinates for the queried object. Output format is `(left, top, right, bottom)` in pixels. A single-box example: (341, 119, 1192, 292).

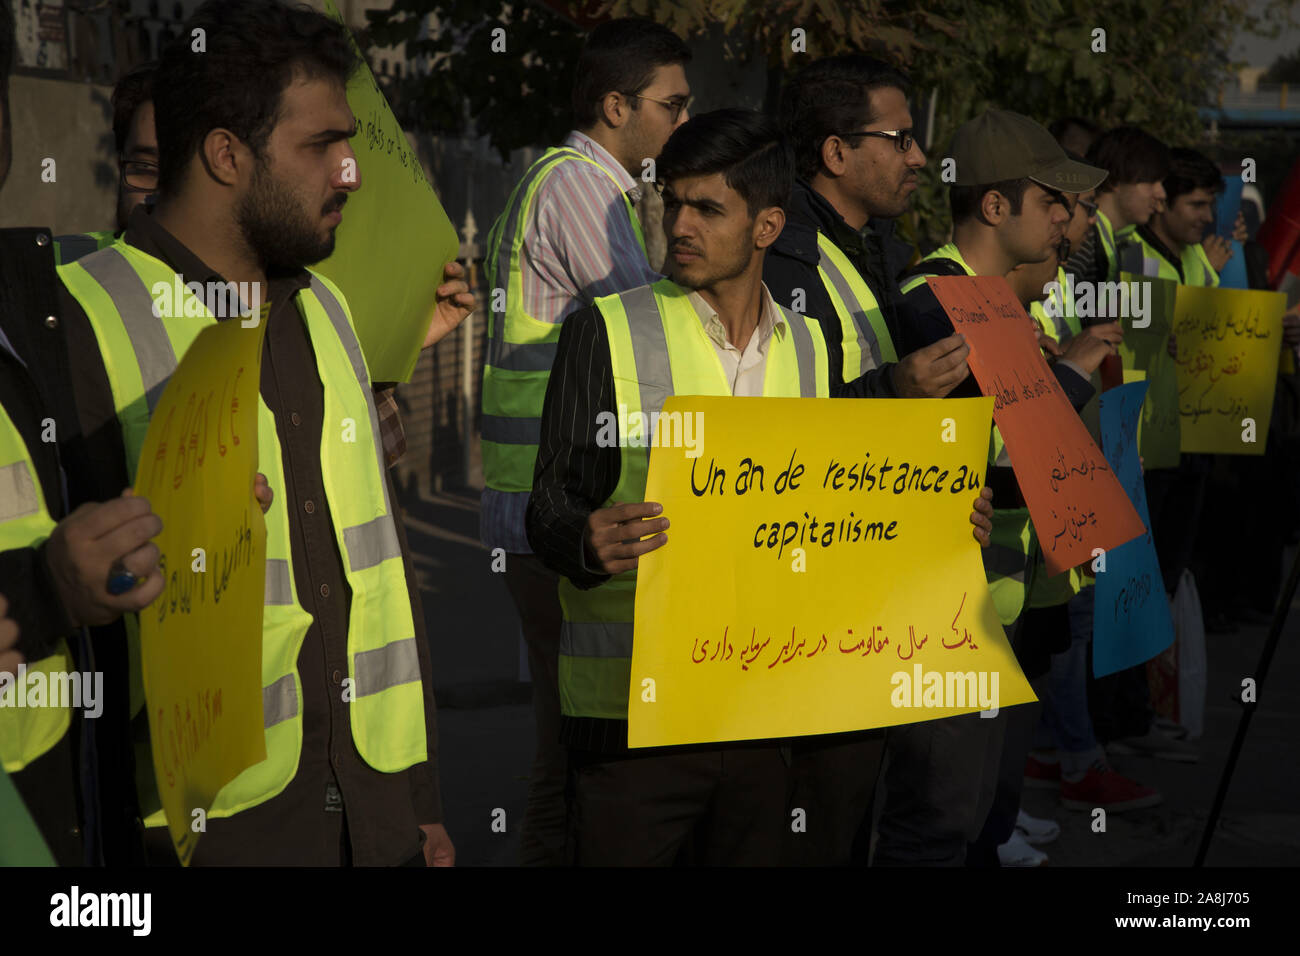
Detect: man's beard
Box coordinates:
(669, 241, 750, 291)
(236, 160, 344, 271)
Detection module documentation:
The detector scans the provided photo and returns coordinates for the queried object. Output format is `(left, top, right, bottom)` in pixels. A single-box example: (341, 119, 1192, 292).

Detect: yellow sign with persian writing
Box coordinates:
(317, 0, 460, 383)
(1173, 286, 1286, 455)
(133, 320, 268, 865)
(1118, 273, 1181, 469)
(628, 396, 1036, 748)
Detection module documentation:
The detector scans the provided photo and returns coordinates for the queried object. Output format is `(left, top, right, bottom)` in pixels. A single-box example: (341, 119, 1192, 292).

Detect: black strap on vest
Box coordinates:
(897, 256, 969, 284)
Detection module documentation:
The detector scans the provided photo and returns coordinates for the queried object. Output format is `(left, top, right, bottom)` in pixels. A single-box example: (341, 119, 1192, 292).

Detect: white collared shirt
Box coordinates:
(686, 284, 788, 396)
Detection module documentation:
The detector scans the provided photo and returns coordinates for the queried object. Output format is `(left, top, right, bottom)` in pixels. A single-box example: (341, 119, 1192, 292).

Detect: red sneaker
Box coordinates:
(1061, 764, 1163, 812)
(1024, 755, 1061, 790)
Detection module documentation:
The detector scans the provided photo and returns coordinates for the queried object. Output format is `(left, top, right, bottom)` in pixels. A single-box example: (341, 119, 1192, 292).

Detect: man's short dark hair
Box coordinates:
(112, 61, 156, 156)
(1163, 147, 1223, 205)
(657, 108, 793, 218)
(950, 178, 1034, 226)
(1087, 126, 1170, 192)
(571, 18, 691, 130)
(1048, 116, 1099, 147)
(153, 0, 359, 195)
(779, 54, 912, 181)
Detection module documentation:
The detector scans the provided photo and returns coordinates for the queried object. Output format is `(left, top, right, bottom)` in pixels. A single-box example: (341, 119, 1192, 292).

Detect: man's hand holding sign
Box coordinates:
(627, 396, 1033, 749)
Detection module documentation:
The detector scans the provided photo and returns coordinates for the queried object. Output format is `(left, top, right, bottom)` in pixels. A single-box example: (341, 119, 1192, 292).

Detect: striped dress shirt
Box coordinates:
(480, 130, 662, 553)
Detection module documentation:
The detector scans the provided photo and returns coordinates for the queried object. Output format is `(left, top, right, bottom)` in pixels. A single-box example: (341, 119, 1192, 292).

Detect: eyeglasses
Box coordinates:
(624, 92, 693, 124)
(1076, 197, 1098, 216)
(834, 129, 915, 153)
(120, 159, 159, 192)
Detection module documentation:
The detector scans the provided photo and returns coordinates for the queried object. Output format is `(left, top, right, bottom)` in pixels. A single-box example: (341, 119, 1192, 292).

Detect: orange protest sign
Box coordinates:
(927, 275, 1146, 575)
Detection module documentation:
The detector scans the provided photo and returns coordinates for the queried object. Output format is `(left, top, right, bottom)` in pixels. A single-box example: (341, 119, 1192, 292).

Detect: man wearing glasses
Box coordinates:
(481, 16, 691, 866)
(766, 55, 972, 406)
(762, 55, 977, 867)
(54, 61, 157, 264)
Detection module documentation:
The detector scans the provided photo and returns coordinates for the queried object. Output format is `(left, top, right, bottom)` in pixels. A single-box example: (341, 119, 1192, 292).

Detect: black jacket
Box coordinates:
(0, 229, 80, 657)
(763, 179, 912, 398)
(0, 227, 87, 866)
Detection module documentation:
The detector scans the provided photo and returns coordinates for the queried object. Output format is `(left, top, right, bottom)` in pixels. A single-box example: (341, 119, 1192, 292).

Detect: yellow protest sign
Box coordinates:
(133, 319, 268, 865)
(1118, 273, 1181, 469)
(629, 396, 1036, 749)
(317, 0, 460, 383)
(1173, 286, 1286, 454)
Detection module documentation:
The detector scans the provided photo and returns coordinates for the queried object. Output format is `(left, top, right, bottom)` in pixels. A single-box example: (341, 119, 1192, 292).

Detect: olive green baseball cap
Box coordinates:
(949, 109, 1107, 192)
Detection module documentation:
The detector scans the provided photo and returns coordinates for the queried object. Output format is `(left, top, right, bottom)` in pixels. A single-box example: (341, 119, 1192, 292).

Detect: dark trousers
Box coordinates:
(967, 679, 1045, 866)
(874, 709, 1006, 866)
(1144, 454, 1210, 594)
(781, 729, 885, 866)
(502, 553, 567, 866)
(1087, 647, 1153, 741)
(567, 744, 788, 866)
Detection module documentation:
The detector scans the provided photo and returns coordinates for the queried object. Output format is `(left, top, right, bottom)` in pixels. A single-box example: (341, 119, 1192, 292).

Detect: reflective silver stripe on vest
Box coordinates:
(560, 620, 634, 658)
(343, 515, 401, 573)
(263, 674, 298, 728)
(0, 461, 40, 522)
(353, 637, 421, 696)
(780, 306, 819, 398)
(487, 150, 576, 366)
(983, 542, 1028, 580)
(264, 558, 294, 606)
(481, 414, 541, 445)
(308, 277, 403, 572)
(621, 284, 672, 419)
(78, 247, 179, 413)
(818, 248, 883, 374)
(487, 339, 558, 372)
(993, 442, 1013, 468)
(55, 234, 101, 264)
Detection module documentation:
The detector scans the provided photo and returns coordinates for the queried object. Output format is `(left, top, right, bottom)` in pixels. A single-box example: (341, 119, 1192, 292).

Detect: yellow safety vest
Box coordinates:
(558, 279, 828, 719)
(1119, 231, 1219, 288)
(57, 241, 426, 819)
(815, 232, 898, 382)
(0, 404, 73, 772)
(481, 147, 647, 496)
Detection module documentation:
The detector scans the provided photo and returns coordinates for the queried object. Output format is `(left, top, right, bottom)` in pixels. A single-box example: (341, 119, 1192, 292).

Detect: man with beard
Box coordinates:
(761, 54, 975, 866)
(54, 0, 472, 866)
(526, 108, 995, 865)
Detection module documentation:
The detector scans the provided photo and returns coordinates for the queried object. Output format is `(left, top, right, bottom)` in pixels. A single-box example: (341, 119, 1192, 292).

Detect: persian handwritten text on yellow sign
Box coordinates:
(629, 396, 1035, 748)
(1174, 285, 1285, 455)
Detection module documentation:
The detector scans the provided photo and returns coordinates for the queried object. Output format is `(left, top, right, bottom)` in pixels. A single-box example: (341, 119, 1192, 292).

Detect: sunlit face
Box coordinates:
(661, 171, 766, 291)
(1114, 178, 1166, 228)
(999, 182, 1069, 266)
(235, 75, 360, 271)
(623, 63, 691, 175)
(1157, 186, 1216, 247)
(837, 85, 926, 219)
